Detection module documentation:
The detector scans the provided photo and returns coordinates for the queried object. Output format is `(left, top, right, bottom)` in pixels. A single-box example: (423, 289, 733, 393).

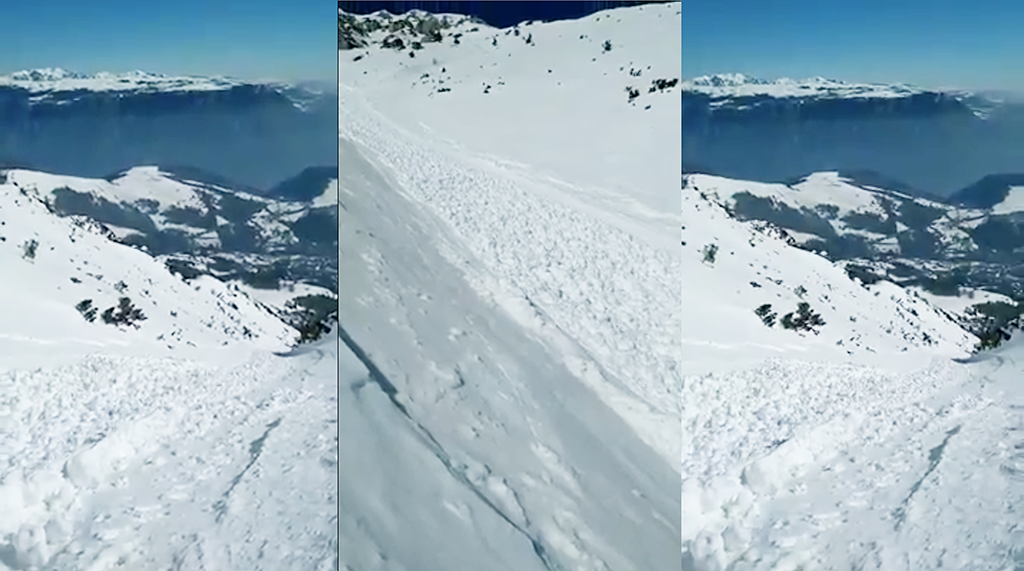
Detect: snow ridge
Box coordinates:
(1, 68, 240, 94)
(683, 73, 923, 99)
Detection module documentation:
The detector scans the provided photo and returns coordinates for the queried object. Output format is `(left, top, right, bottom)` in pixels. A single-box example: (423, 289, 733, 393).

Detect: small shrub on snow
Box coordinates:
(702, 243, 718, 265)
(781, 302, 825, 333)
(75, 299, 98, 322)
(22, 238, 38, 260)
(754, 303, 777, 327)
(602, 39, 612, 52)
(100, 297, 147, 328)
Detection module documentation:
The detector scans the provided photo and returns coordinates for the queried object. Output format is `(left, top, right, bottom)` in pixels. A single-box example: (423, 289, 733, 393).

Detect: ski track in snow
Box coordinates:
(338, 87, 680, 466)
(0, 338, 337, 570)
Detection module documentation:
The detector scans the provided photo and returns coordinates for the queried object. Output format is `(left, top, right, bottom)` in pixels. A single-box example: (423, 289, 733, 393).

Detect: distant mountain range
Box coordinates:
(682, 73, 1024, 196)
(0, 68, 338, 189)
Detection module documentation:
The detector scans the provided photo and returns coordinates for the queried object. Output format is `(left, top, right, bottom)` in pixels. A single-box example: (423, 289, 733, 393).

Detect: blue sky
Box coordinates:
(683, 0, 1024, 91)
(1, 0, 337, 81)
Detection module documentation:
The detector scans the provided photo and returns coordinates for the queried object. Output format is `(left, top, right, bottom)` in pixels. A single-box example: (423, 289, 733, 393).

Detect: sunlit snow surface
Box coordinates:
(682, 177, 1024, 569)
(681, 340, 1024, 570)
(0, 333, 338, 570)
(337, 4, 681, 569)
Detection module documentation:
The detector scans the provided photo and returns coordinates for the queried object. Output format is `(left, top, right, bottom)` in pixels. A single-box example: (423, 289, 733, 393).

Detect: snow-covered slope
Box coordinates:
(0, 325, 337, 570)
(340, 2, 681, 250)
(677, 177, 1024, 569)
(0, 177, 297, 369)
(686, 171, 983, 258)
(338, 138, 677, 570)
(681, 177, 977, 377)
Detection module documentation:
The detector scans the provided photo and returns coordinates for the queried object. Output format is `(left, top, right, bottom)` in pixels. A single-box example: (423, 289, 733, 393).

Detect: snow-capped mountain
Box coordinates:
(1, 68, 240, 94)
(4, 166, 338, 292)
(0, 68, 337, 189)
(682, 73, 923, 100)
(684, 170, 1024, 349)
(687, 171, 980, 259)
(688, 169, 1024, 268)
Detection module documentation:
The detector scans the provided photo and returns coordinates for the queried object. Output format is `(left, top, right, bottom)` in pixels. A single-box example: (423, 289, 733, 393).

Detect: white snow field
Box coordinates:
(0, 175, 338, 569)
(336, 5, 681, 568)
(682, 178, 1024, 569)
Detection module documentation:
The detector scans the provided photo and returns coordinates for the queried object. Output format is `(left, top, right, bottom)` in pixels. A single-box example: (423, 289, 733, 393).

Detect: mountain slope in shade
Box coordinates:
(266, 166, 339, 203)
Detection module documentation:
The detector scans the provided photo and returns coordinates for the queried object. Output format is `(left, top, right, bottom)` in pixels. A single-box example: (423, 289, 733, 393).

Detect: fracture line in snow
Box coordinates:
(212, 416, 282, 524)
(891, 424, 962, 532)
(337, 321, 563, 571)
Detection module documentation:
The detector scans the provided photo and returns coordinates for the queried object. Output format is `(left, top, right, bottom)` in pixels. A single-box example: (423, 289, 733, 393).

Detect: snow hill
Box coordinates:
(681, 177, 977, 377)
(0, 175, 299, 370)
(338, 4, 680, 569)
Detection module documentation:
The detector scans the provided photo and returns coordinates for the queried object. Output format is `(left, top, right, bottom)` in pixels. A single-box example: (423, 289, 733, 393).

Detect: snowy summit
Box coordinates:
(682, 73, 923, 99)
(0, 67, 241, 93)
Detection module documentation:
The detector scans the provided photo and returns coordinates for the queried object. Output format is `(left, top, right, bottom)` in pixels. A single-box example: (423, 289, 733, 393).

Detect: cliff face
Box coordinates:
(0, 79, 337, 189)
(680, 75, 1024, 195)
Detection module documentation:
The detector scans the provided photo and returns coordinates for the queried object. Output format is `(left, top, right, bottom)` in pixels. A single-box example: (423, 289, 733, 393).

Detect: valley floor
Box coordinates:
(0, 336, 338, 571)
(682, 344, 1024, 570)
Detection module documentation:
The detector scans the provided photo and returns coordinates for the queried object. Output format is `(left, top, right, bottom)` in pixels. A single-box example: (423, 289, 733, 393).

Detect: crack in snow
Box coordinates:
(337, 320, 562, 571)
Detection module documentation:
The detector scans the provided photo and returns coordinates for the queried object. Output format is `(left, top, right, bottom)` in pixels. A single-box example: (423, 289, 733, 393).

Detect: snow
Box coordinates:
(8, 167, 210, 213)
(692, 172, 888, 222)
(682, 174, 1024, 568)
(990, 185, 1024, 215)
(311, 178, 339, 208)
(682, 335, 1024, 570)
(338, 7, 684, 560)
(908, 286, 1016, 318)
(232, 281, 336, 312)
(682, 73, 923, 100)
(0, 170, 339, 569)
(338, 137, 678, 570)
(681, 179, 976, 378)
(340, 1, 681, 252)
(0, 332, 338, 570)
(0, 180, 296, 371)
